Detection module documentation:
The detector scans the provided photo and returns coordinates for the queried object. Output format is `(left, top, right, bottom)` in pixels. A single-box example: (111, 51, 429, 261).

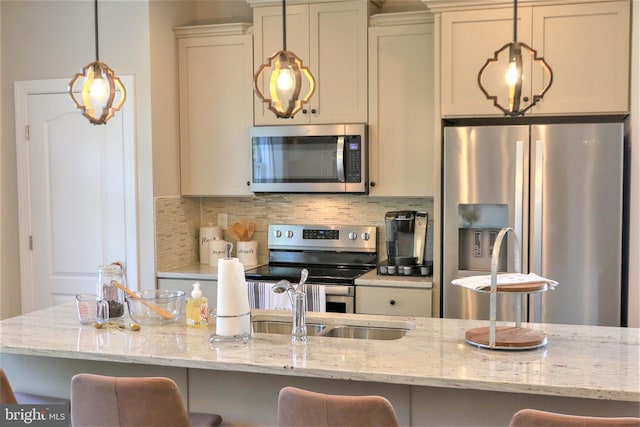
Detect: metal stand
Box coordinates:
(465, 227, 548, 350)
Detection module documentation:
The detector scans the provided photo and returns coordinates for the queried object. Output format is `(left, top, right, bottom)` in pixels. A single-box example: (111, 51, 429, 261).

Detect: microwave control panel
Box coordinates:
(345, 136, 362, 183)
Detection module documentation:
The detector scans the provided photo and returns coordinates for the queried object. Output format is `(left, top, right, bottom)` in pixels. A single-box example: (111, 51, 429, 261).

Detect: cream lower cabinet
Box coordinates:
(356, 286, 432, 317)
(368, 12, 435, 197)
(430, 0, 630, 117)
(175, 24, 254, 196)
(251, 0, 372, 125)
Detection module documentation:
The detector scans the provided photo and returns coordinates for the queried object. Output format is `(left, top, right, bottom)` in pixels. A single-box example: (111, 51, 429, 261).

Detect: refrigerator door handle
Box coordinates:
(514, 140, 525, 254)
(531, 140, 543, 274)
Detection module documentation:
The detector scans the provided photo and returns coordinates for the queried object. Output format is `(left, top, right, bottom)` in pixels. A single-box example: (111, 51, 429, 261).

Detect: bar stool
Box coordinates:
(277, 386, 400, 427)
(509, 409, 640, 426)
(70, 373, 222, 427)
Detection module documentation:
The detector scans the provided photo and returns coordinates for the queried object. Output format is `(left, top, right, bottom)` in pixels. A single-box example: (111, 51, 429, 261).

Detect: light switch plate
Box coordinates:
(217, 213, 228, 229)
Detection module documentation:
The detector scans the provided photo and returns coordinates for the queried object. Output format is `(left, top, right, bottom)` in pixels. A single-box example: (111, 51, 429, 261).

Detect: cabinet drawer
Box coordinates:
(356, 286, 431, 317)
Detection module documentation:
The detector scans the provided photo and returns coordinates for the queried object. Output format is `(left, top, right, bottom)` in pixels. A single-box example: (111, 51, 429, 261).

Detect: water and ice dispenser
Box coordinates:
(457, 204, 509, 272)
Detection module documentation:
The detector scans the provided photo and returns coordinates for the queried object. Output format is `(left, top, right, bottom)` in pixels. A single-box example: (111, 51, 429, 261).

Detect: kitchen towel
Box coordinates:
(452, 272, 558, 291)
(248, 282, 326, 312)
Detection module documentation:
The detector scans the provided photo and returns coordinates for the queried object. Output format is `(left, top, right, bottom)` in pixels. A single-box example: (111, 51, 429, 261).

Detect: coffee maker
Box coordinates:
(381, 211, 431, 276)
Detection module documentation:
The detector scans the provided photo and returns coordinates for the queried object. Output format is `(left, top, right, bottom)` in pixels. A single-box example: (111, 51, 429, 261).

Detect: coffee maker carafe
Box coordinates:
(384, 211, 428, 270)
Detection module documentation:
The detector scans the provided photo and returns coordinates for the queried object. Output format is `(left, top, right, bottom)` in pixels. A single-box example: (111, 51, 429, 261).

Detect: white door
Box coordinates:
(14, 78, 137, 313)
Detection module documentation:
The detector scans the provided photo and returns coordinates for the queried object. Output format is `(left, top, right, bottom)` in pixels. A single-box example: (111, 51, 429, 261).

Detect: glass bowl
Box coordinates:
(126, 290, 185, 325)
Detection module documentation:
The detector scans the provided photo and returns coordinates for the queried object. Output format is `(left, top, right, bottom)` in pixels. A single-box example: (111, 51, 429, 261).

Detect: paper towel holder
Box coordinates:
(225, 242, 234, 259)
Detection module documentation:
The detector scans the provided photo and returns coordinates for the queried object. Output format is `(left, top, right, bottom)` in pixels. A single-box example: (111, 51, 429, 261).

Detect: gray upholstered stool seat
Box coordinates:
(71, 373, 222, 427)
(509, 408, 640, 426)
(277, 386, 400, 427)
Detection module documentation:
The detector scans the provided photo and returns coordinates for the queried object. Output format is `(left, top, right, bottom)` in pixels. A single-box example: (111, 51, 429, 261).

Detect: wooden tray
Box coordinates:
(477, 282, 550, 293)
(465, 326, 547, 350)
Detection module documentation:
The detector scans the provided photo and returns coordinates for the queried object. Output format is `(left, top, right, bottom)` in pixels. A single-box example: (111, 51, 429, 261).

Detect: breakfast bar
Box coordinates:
(1, 303, 638, 426)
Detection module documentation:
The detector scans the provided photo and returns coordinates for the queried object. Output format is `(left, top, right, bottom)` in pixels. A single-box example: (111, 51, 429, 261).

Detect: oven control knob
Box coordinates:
(273, 230, 282, 238)
(286, 230, 294, 238)
(348, 232, 357, 240)
(361, 232, 370, 241)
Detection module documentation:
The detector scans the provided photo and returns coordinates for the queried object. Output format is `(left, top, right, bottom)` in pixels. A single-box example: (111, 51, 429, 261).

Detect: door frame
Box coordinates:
(14, 77, 138, 313)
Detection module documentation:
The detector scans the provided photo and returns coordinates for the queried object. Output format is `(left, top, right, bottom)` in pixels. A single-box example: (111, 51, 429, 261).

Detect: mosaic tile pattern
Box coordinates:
(155, 196, 201, 270)
(155, 195, 433, 270)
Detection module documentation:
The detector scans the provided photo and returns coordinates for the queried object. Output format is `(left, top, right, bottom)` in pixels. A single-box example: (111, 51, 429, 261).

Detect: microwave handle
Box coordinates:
(337, 136, 345, 182)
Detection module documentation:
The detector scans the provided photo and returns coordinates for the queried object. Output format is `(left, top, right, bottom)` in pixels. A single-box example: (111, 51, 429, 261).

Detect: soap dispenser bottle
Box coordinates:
(186, 282, 208, 327)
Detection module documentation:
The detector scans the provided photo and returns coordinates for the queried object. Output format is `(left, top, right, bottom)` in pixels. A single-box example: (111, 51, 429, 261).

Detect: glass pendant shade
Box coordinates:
(254, 50, 316, 119)
(68, 0, 126, 125)
(69, 61, 126, 125)
(477, 0, 552, 116)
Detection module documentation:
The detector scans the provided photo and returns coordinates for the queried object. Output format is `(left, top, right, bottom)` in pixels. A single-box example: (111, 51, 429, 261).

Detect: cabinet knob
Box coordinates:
(311, 109, 317, 114)
(389, 299, 396, 306)
(523, 96, 529, 103)
(370, 181, 376, 187)
(302, 109, 308, 114)
(246, 181, 250, 186)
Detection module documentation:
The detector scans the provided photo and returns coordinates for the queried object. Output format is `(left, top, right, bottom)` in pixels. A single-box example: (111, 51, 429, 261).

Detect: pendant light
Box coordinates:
(253, 0, 316, 119)
(69, 0, 126, 125)
(477, 0, 553, 116)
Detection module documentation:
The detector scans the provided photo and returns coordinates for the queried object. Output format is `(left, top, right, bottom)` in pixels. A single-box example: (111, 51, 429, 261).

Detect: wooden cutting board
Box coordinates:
(465, 326, 547, 349)
(478, 282, 550, 293)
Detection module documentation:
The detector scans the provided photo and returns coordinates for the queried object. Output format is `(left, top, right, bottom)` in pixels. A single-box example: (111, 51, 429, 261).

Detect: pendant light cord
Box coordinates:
(513, 0, 518, 43)
(282, 0, 287, 51)
(94, 0, 100, 61)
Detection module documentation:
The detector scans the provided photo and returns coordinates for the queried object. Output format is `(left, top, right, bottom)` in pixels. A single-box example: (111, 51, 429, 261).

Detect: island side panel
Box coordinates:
(187, 369, 411, 426)
(410, 386, 640, 426)
(1, 354, 189, 405)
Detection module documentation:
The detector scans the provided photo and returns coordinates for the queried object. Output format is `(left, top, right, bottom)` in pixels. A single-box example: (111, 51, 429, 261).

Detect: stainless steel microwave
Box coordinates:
(249, 124, 368, 193)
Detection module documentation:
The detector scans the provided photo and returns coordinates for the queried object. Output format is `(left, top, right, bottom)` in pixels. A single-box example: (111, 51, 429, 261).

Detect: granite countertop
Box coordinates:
(1, 303, 638, 402)
(355, 269, 432, 289)
(157, 263, 264, 280)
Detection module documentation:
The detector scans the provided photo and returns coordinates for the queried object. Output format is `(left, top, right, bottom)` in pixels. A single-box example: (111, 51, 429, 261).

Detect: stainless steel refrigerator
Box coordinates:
(442, 121, 627, 326)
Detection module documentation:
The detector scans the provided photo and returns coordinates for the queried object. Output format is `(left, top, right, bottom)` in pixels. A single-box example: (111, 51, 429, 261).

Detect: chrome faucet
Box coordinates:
(271, 269, 308, 341)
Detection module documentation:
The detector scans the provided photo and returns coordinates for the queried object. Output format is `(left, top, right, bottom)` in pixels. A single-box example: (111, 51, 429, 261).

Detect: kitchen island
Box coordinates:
(1, 303, 638, 426)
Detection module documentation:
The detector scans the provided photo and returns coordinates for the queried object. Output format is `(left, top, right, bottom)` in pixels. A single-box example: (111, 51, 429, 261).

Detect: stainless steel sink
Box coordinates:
(321, 325, 409, 340)
(252, 319, 411, 340)
(252, 320, 326, 336)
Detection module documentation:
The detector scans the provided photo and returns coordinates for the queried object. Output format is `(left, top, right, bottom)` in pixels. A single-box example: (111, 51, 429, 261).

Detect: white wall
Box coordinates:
(0, 1, 154, 318)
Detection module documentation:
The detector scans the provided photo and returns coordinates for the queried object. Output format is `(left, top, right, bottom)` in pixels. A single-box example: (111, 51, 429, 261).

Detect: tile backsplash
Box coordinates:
(155, 195, 433, 271)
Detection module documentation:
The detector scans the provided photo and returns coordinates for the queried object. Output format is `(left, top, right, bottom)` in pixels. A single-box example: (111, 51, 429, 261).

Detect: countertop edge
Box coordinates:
(1, 344, 636, 403)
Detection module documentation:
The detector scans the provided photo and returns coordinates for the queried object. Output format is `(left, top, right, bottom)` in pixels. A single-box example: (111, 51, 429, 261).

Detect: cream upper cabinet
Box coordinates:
(429, 0, 630, 117)
(175, 24, 254, 196)
(368, 12, 435, 197)
(252, 0, 370, 125)
(530, 1, 630, 115)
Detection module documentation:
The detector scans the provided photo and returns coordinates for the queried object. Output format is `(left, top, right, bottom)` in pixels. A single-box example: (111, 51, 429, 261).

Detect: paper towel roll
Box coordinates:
(216, 313, 251, 337)
(215, 257, 251, 337)
(199, 226, 223, 264)
(216, 257, 251, 317)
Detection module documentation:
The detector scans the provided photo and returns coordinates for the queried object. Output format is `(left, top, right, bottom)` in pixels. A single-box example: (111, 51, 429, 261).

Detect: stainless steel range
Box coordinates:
(244, 224, 377, 313)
